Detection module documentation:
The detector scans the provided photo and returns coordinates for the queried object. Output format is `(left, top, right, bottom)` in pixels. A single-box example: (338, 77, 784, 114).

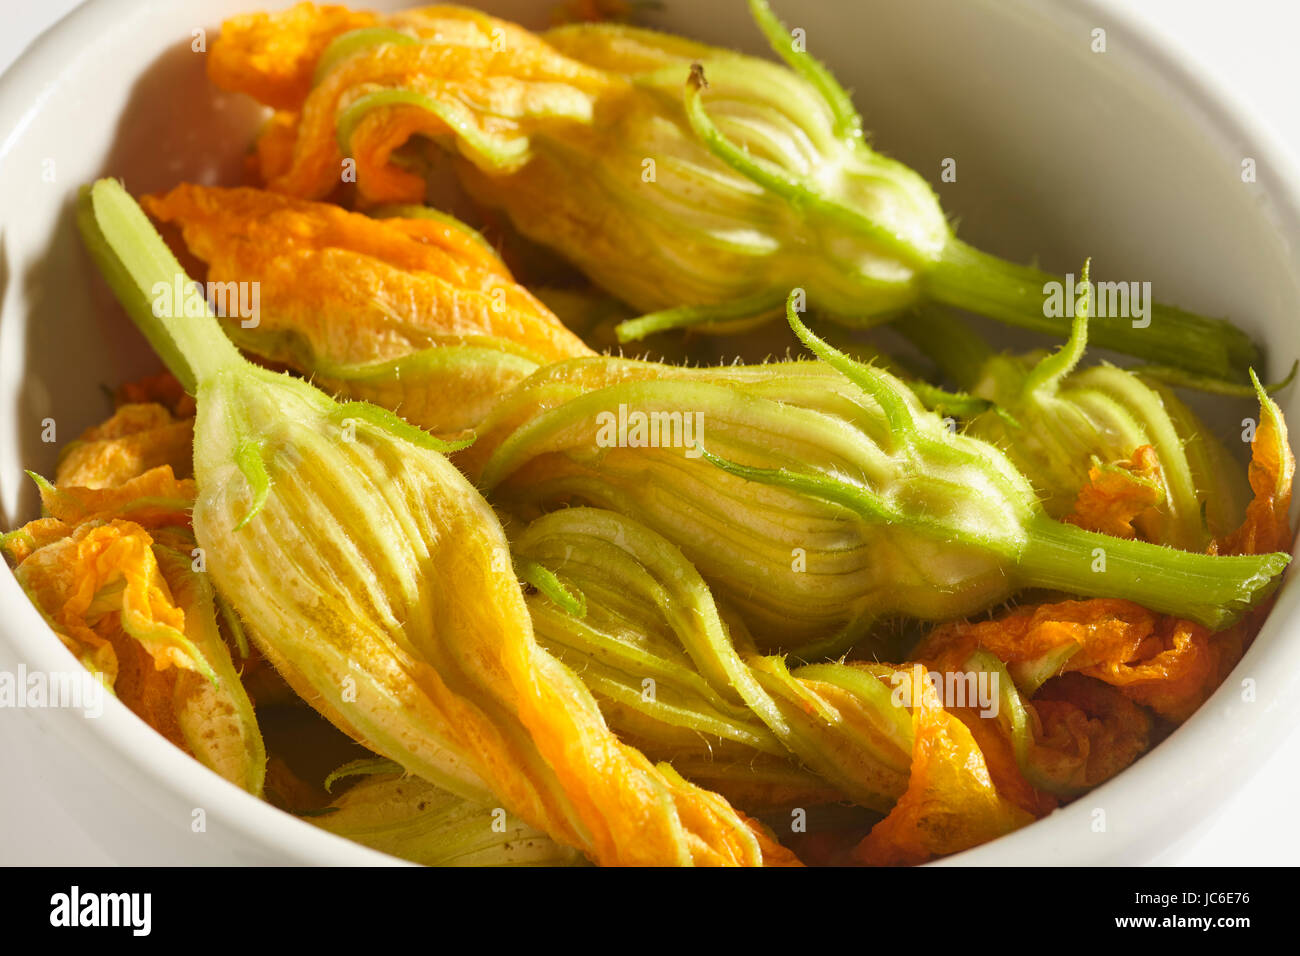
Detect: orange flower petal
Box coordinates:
(40, 466, 195, 530)
(15, 519, 205, 678)
(207, 2, 379, 111)
(142, 184, 591, 367)
(56, 404, 194, 489)
(1064, 445, 1164, 540)
(2, 517, 71, 565)
(1222, 388, 1295, 556)
(1027, 673, 1152, 789)
(853, 671, 1032, 866)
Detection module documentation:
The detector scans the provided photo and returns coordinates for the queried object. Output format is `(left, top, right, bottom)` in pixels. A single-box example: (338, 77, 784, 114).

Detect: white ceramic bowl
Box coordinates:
(2, 0, 1298, 865)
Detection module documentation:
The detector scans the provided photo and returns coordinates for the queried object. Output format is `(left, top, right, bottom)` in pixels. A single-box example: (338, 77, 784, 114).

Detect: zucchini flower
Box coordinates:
(772, 631, 1157, 863)
(312, 759, 587, 866)
(77, 177, 795, 867)
(210, 1, 1259, 384)
(4, 460, 265, 795)
(142, 184, 592, 434)
(514, 506, 913, 813)
(901, 269, 1251, 552)
(914, 375, 1295, 725)
(853, 655, 1161, 865)
(467, 293, 1287, 654)
(514, 507, 1094, 852)
(851, 664, 1035, 866)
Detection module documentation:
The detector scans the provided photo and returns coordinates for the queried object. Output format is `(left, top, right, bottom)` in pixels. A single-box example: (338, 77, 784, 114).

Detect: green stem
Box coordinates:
(927, 238, 1260, 385)
(1019, 517, 1288, 630)
(894, 306, 994, 391)
(904, 380, 992, 418)
(1132, 359, 1299, 396)
(615, 289, 786, 343)
(77, 180, 242, 393)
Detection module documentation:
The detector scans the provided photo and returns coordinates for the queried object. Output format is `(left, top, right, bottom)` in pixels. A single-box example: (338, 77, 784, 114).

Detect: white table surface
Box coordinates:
(1, 0, 1297, 866)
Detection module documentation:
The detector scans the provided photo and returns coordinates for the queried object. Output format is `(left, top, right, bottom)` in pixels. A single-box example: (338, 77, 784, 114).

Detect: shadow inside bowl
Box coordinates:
(1, 35, 268, 528)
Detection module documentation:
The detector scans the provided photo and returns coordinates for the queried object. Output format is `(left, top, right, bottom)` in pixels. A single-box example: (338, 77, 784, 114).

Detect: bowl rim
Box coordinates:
(0, 0, 401, 867)
(1, 0, 1298, 867)
(944, 0, 1300, 865)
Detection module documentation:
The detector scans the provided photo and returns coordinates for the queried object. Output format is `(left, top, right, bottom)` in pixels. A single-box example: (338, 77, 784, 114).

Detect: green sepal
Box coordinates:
(324, 757, 407, 793)
(515, 556, 588, 618)
(329, 400, 476, 453)
(232, 440, 271, 531)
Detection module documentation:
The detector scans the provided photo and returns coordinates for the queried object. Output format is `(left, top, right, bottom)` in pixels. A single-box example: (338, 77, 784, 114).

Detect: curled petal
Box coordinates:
(56, 403, 194, 489)
(1064, 445, 1164, 540)
(1027, 673, 1151, 790)
(207, 2, 380, 110)
(38, 466, 196, 530)
(1222, 380, 1295, 556)
(853, 668, 1032, 866)
(2, 517, 72, 565)
(15, 520, 210, 680)
(143, 184, 591, 431)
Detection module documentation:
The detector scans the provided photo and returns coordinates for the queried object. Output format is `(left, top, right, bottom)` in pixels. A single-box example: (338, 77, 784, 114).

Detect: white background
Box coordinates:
(1, 0, 1297, 865)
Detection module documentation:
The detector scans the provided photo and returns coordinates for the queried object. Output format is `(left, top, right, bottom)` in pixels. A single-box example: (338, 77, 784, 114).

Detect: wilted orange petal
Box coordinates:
(2, 517, 71, 565)
(853, 671, 1031, 866)
(1029, 673, 1151, 787)
(916, 598, 1156, 675)
(242, 12, 612, 201)
(40, 466, 195, 530)
(56, 404, 194, 489)
(15, 519, 204, 677)
(142, 184, 591, 366)
(1064, 445, 1164, 540)
(1222, 390, 1295, 557)
(207, 2, 379, 111)
(1080, 618, 1242, 722)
